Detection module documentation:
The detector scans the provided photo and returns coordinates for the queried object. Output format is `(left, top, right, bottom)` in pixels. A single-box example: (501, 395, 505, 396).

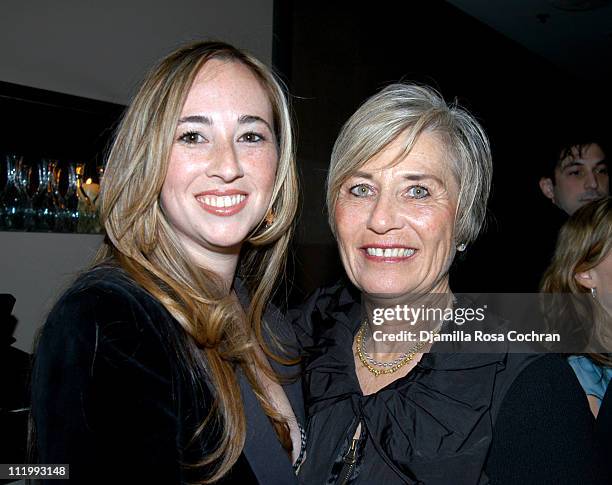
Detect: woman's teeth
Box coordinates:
(366, 247, 415, 257)
(199, 194, 246, 208)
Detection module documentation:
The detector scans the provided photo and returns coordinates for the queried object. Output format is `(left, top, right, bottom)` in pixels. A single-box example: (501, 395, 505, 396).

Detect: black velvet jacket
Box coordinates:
(31, 265, 304, 485)
(293, 283, 606, 485)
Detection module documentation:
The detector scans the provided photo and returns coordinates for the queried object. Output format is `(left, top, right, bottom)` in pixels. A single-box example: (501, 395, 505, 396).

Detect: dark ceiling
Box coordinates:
(447, 0, 612, 83)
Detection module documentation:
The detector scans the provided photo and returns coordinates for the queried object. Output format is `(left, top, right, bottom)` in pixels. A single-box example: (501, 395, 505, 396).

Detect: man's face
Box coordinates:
(539, 143, 608, 215)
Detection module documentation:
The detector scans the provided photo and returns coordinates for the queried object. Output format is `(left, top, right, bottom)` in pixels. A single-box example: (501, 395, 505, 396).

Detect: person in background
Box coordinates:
(539, 141, 608, 217)
(530, 139, 609, 287)
(30, 41, 304, 484)
(453, 137, 608, 293)
(541, 196, 612, 417)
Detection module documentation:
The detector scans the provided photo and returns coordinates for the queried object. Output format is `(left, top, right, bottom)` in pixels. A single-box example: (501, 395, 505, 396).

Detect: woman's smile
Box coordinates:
(360, 244, 418, 262)
(195, 189, 249, 216)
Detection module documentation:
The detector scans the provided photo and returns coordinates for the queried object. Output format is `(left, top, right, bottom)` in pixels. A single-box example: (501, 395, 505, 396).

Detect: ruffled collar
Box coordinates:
(301, 282, 507, 485)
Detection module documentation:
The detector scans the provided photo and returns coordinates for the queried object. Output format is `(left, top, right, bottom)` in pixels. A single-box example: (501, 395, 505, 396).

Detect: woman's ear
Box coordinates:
(574, 271, 596, 290)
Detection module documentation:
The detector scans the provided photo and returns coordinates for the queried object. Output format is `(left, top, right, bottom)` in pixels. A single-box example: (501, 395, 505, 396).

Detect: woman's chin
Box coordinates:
(359, 283, 418, 299)
(197, 226, 255, 252)
(204, 239, 245, 254)
(358, 278, 446, 300)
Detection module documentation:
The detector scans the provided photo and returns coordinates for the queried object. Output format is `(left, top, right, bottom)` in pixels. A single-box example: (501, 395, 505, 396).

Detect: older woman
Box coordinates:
(31, 41, 303, 484)
(294, 84, 603, 484)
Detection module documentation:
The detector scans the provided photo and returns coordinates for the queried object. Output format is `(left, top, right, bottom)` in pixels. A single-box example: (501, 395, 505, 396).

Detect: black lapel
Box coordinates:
(233, 278, 305, 427)
(262, 305, 306, 428)
(237, 368, 298, 484)
(233, 278, 301, 484)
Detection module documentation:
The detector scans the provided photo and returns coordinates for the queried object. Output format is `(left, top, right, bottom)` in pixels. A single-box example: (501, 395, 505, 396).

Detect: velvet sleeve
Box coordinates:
(31, 284, 185, 485)
(485, 354, 608, 484)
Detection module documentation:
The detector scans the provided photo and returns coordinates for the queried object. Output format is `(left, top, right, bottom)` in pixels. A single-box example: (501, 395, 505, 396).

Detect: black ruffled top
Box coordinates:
(293, 282, 605, 485)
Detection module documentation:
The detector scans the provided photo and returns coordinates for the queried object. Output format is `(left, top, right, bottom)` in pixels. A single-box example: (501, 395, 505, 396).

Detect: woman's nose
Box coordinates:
(366, 193, 402, 234)
(205, 141, 244, 182)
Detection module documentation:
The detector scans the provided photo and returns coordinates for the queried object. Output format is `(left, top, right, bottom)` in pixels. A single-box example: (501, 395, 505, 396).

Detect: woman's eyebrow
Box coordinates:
(351, 171, 374, 180)
(178, 114, 212, 125)
(177, 114, 272, 132)
(238, 114, 272, 131)
(350, 171, 443, 185)
(403, 173, 444, 185)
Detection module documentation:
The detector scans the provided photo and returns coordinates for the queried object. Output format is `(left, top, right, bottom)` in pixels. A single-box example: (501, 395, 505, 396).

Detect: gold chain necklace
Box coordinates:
(355, 321, 440, 377)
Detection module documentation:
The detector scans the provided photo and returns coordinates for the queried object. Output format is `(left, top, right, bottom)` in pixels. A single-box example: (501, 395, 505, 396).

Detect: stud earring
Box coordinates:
(457, 243, 466, 252)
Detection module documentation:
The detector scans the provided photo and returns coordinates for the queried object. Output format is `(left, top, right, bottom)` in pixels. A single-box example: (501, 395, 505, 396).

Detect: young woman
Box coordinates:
(541, 196, 612, 418)
(30, 41, 303, 484)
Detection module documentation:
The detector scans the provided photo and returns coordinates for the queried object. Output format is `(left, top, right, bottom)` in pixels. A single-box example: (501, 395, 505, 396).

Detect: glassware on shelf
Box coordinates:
(61, 163, 79, 233)
(32, 159, 58, 232)
(0, 154, 28, 230)
(0, 156, 105, 234)
(50, 162, 66, 231)
(15, 158, 34, 231)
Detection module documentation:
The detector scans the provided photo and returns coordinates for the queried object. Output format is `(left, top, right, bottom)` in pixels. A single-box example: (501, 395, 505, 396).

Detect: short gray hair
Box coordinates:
(327, 83, 492, 246)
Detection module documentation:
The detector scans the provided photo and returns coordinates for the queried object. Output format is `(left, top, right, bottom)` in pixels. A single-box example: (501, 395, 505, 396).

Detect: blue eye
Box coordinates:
(178, 131, 206, 144)
(349, 184, 374, 197)
(407, 186, 429, 199)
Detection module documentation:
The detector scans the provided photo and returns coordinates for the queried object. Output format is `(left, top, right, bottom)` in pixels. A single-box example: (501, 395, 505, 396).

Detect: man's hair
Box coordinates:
(540, 133, 607, 181)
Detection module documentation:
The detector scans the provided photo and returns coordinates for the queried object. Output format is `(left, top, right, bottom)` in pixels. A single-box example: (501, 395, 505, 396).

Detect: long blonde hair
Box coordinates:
(95, 41, 298, 482)
(541, 196, 611, 364)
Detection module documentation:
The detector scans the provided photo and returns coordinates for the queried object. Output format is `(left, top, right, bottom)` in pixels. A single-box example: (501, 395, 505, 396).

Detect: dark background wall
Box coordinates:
(275, 0, 612, 300)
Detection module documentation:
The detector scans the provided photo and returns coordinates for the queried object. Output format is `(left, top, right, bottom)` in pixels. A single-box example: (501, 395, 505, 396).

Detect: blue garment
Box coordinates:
(568, 355, 612, 405)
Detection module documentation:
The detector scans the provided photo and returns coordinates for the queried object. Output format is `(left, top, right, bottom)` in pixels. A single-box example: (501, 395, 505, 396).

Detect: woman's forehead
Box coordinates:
(181, 59, 273, 121)
(351, 132, 454, 181)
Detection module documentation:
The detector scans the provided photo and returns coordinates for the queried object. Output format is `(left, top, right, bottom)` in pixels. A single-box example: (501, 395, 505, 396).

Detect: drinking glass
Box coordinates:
(61, 163, 79, 232)
(0, 154, 28, 230)
(32, 159, 58, 231)
(15, 159, 35, 231)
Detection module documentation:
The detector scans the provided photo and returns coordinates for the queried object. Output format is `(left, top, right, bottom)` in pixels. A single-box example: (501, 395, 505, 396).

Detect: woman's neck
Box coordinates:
(183, 241, 241, 292)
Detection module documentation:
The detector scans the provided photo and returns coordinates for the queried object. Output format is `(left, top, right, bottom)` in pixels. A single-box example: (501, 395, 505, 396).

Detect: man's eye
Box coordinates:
(595, 166, 608, 175)
(178, 131, 205, 144)
(349, 184, 373, 197)
(568, 170, 581, 176)
(407, 185, 430, 199)
(239, 132, 265, 143)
